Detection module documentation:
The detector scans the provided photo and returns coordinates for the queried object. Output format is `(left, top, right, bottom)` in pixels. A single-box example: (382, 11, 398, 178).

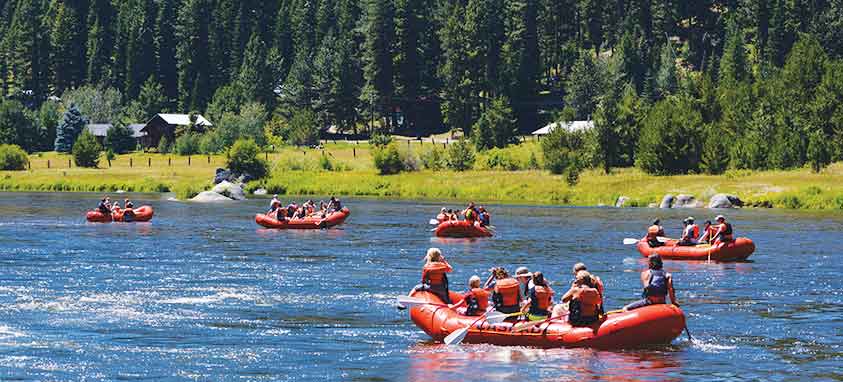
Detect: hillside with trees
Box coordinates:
(0, 0, 842, 176)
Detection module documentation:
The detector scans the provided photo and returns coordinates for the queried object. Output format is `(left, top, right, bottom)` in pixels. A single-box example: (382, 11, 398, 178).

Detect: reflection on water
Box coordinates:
(0, 193, 841, 380)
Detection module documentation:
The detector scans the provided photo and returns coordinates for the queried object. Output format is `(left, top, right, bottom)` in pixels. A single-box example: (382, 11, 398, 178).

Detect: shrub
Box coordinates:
(72, 130, 102, 168)
(287, 108, 320, 146)
(0, 144, 29, 170)
(483, 149, 521, 170)
(420, 147, 445, 170)
(541, 125, 585, 176)
(226, 139, 268, 179)
(472, 96, 517, 150)
(157, 135, 171, 154)
(199, 130, 225, 154)
(446, 139, 476, 171)
(527, 152, 540, 169)
(635, 97, 703, 175)
(104, 124, 135, 154)
(319, 153, 334, 171)
(105, 148, 115, 161)
(373, 144, 404, 175)
(370, 132, 393, 148)
(175, 132, 201, 155)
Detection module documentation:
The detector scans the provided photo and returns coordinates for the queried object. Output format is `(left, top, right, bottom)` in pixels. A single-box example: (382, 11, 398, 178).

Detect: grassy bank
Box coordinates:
(3, 142, 843, 210)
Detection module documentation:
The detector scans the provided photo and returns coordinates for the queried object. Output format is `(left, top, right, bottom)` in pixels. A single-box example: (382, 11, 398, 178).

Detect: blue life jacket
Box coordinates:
(643, 269, 668, 298)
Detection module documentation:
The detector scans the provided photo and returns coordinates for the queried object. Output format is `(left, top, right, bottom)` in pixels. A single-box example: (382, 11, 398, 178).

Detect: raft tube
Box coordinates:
(255, 207, 350, 229)
(86, 206, 154, 223)
(434, 220, 492, 238)
(636, 237, 755, 261)
(408, 290, 685, 349)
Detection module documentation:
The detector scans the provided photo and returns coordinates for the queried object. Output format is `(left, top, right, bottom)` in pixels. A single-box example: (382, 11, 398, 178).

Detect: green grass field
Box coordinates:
(3, 141, 843, 210)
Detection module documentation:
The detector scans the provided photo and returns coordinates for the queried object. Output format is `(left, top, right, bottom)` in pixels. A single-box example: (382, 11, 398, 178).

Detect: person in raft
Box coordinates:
(514, 267, 532, 303)
(122, 199, 135, 221)
(712, 215, 734, 245)
(556, 271, 603, 326)
(678, 217, 700, 246)
(572, 263, 604, 298)
(97, 197, 111, 214)
(407, 248, 453, 304)
(698, 220, 714, 244)
(124, 199, 134, 209)
(447, 209, 458, 220)
(521, 272, 555, 321)
(463, 202, 479, 222)
(646, 219, 666, 247)
(450, 275, 490, 316)
(623, 254, 678, 311)
(486, 268, 521, 313)
(327, 196, 342, 213)
(478, 206, 491, 226)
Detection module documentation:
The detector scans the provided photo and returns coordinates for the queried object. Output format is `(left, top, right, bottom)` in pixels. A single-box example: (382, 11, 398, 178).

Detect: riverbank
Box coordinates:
(3, 144, 843, 210)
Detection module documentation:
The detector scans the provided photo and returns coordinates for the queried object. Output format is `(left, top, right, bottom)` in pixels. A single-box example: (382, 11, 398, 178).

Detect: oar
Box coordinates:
(512, 308, 626, 333)
(657, 236, 677, 243)
(684, 325, 694, 342)
(396, 296, 447, 308)
(623, 238, 640, 245)
(444, 311, 519, 345)
(429, 219, 440, 225)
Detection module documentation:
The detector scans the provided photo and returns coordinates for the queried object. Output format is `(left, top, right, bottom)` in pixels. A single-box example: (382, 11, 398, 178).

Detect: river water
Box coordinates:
(0, 193, 840, 381)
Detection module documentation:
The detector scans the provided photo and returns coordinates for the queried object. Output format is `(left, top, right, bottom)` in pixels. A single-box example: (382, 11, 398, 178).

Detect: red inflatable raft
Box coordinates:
(86, 206, 154, 223)
(255, 207, 350, 229)
(408, 291, 685, 349)
(636, 237, 755, 261)
(434, 220, 492, 238)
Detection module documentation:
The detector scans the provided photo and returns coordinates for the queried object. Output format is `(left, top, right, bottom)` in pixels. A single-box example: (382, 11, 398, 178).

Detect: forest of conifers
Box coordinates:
(1, 0, 843, 175)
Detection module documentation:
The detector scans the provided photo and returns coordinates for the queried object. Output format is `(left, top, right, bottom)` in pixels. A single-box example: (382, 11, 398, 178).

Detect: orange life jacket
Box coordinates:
(494, 278, 521, 308)
(573, 287, 601, 318)
(531, 285, 553, 311)
(422, 262, 451, 286)
(469, 288, 489, 312)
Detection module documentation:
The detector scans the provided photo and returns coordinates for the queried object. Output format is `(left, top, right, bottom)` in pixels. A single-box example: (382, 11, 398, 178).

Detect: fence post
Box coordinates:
(443, 143, 446, 149)
(28, 161, 31, 170)
(148, 157, 151, 167)
(353, 147, 356, 158)
(47, 160, 50, 169)
(68, 159, 71, 168)
(265, 152, 268, 161)
(188, 156, 191, 166)
(108, 159, 111, 167)
(169, 157, 172, 166)
(130, 158, 133, 167)
(407, 140, 410, 149)
(207, 156, 210, 164)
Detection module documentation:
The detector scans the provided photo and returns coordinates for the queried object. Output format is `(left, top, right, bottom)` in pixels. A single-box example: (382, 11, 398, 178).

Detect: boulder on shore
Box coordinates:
(213, 168, 233, 185)
(615, 196, 630, 208)
(191, 191, 235, 202)
(253, 188, 268, 196)
(659, 194, 675, 209)
(211, 181, 246, 201)
(708, 194, 744, 209)
(674, 194, 703, 208)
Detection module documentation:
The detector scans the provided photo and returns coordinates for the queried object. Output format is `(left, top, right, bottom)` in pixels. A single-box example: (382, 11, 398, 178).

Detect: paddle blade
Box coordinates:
(429, 219, 440, 225)
(657, 236, 676, 243)
(485, 311, 513, 324)
(396, 296, 430, 308)
(623, 238, 639, 245)
(444, 326, 469, 345)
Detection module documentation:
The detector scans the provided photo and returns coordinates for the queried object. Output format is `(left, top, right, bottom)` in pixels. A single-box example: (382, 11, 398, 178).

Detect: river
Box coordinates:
(0, 193, 840, 381)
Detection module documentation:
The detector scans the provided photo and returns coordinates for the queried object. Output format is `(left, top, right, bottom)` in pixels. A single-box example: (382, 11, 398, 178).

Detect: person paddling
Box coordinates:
(514, 266, 532, 303)
(478, 206, 491, 226)
(407, 248, 453, 304)
(521, 272, 554, 321)
(450, 275, 490, 316)
(489, 268, 521, 314)
(698, 220, 714, 244)
(623, 254, 678, 311)
(712, 215, 734, 245)
(560, 271, 603, 326)
(97, 197, 111, 214)
(572, 263, 604, 297)
(463, 202, 478, 222)
(678, 217, 700, 246)
(646, 219, 665, 247)
(122, 199, 135, 221)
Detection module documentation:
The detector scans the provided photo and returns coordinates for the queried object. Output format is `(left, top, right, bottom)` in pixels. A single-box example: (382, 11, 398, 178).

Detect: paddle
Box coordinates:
(657, 236, 677, 243)
(396, 296, 448, 308)
(429, 219, 441, 225)
(512, 308, 626, 333)
(623, 238, 640, 245)
(444, 311, 520, 345)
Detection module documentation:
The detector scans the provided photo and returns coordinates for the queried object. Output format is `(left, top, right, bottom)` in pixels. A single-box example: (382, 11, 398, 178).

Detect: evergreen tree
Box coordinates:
(55, 104, 89, 152)
(237, 31, 271, 106)
(360, 0, 395, 130)
(3, 0, 48, 99)
(0, 99, 39, 152)
(471, 96, 517, 150)
(564, 52, 603, 119)
(636, 96, 703, 175)
(50, 1, 87, 94)
(73, 129, 102, 167)
(654, 44, 678, 99)
(155, 0, 178, 105)
(86, 0, 115, 86)
(209, 0, 238, 90)
(316, 0, 337, 44)
(719, 16, 747, 88)
(466, 0, 505, 97)
(125, 0, 157, 99)
(504, 0, 540, 132)
(438, 1, 474, 133)
(135, 76, 167, 121)
(176, 0, 211, 110)
(395, 0, 422, 131)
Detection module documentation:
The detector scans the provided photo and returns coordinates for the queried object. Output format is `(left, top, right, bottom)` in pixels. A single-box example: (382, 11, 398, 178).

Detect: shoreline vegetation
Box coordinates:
(4, 141, 843, 211)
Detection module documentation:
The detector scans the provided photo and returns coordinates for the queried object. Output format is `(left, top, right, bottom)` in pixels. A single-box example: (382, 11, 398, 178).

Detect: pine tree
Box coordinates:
(176, 0, 211, 110)
(438, 1, 475, 133)
(155, 0, 178, 105)
(316, 0, 337, 44)
(136, 76, 167, 121)
(3, 0, 49, 99)
(564, 52, 603, 119)
(86, 0, 115, 86)
(654, 44, 678, 99)
(125, 0, 157, 99)
(395, 0, 422, 131)
(209, 0, 238, 89)
(466, 0, 505, 97)
(360, 0, 395, 130)
(237, 31, 271, 105)
(49, 1, 87, 94)
(55, 104, 89, 152)
(719, 16, 747, 88)
(506, 0, 540, 132)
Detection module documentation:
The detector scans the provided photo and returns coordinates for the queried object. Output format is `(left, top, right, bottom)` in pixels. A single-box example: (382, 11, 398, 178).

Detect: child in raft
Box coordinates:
(406, 248, 453, 304)
(449, 275, 490, 316)
(521, 272, 554, 321)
